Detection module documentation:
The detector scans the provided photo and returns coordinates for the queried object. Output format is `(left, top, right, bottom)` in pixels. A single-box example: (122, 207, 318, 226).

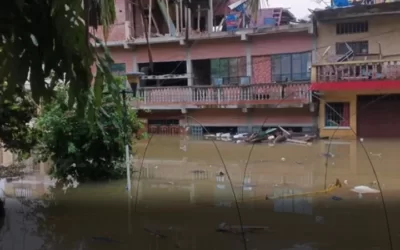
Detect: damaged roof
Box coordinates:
(313, 1, 400, 22)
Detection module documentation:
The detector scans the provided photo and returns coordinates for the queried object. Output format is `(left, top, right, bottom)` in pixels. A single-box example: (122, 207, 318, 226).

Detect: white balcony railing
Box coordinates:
(134, 83, 310, 107)
(312, 59, 400, 83)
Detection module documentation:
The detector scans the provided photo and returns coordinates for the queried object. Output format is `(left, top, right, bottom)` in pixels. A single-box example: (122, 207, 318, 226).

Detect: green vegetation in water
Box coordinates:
(32, 77, 142, 183)
(140, 132, 149, 140)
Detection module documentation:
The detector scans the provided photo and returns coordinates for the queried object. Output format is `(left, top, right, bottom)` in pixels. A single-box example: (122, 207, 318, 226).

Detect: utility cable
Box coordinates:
(134, 116, 249, 250)
(135, 88, 394, 250)
(311, 93, 394, 250)
(239, 89, 394, 250)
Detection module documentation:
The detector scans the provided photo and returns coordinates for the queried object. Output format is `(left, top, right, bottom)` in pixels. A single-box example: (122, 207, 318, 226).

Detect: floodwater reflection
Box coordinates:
(0, 136, 400, 249)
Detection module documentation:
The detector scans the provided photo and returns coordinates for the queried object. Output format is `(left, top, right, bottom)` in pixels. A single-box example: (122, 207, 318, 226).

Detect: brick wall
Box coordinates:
(252, 56, 271, 84)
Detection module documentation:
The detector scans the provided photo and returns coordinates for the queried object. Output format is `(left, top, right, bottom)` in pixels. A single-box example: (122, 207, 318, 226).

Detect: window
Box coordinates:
(110, 63, 126, 76)
(336, 21, 368, 35)
(324, 102, 350, 127)
(336, 41, 368, 55)
(211, 57, 245, 77)
(271, 52, 311, 82)
(210, 57, 246, 85)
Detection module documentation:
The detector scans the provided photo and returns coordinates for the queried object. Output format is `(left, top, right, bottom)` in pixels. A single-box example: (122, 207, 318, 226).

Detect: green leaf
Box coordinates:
(93, 69, 104, 107)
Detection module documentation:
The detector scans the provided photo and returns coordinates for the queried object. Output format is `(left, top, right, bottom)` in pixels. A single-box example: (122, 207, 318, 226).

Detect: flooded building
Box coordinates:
(98, 0, 315, 135)
(311, 1, 400, 139)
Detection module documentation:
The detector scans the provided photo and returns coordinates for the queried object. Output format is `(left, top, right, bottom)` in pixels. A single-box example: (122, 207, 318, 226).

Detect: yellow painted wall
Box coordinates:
(319, 92, 357, 139)
(319, 90, 400, 139)
(316, 15, 400, 62)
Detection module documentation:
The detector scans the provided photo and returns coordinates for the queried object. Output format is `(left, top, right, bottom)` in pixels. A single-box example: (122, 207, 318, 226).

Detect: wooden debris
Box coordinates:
(216, 222, 271, 234)
(266, 179, 342, 200)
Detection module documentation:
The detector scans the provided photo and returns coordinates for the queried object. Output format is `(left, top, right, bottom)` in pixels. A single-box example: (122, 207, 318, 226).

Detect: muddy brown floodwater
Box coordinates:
(1, 136, 400, 250)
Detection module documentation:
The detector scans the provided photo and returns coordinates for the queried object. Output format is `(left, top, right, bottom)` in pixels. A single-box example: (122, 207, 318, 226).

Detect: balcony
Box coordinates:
(311, 59, 400, 91)
(133, 83, 310, 109)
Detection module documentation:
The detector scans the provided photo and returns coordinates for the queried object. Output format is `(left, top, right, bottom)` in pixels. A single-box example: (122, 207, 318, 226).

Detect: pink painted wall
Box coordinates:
(108, 48, 134, 71)
(251, 32, 311, 55)
(189, 109, 247, 126)
(250, 32, 311, 84)
(93, 0, 126, 42)
(136, 44, 186, 63)
(188, 108, 313, 127)
(251, 108, 313, 125)
(107, 29, 312, 79)
(190, 39, 246, 60)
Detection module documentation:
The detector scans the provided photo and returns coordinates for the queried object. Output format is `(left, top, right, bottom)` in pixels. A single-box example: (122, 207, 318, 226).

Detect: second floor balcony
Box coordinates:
(132, 83, 310, 109)
(311, 59, 400, 91)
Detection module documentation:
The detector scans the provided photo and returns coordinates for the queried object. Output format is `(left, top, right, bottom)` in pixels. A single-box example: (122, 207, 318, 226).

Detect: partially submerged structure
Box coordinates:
(311, 1, 400, 138)
(98, 0, 315, 136)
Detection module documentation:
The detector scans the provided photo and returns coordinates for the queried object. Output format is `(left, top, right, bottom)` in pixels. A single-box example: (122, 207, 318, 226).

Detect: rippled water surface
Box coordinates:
(1, 136, 400, 250)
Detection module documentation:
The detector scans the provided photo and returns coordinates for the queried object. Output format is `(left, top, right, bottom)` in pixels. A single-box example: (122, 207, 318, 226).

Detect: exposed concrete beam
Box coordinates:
(132, 53, 138, 72)
(186, 48, 193, 86)
(245, 42, 252, 78)
(207, 0, 213, 33)
(95, 24, 312, 48)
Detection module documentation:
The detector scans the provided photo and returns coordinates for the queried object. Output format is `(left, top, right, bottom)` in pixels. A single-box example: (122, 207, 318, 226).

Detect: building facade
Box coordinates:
(311, 1, 400, 138)
(98, 0, 316, 135)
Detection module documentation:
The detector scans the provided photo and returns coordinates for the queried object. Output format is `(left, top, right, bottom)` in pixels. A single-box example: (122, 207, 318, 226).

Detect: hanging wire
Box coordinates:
(240, 90, 394, 250)
(133, 87, 395, 250)
(134, 116, 249, 250)
(311, 93, 394, 250)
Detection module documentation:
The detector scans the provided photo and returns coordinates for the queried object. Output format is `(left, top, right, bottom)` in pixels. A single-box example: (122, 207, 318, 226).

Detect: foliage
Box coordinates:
(0, 0, 117, 115)
(0, 81, 38, 153)
(34, 77, 141, 182)
(0, 0, 122, 155)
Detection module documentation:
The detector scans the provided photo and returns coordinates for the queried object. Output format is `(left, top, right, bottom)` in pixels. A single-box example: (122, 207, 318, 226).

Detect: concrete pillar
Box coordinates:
(186, 48, 193, 86)
(245, 42, 252, 78)
(129, 52, 139, 92)
(132, 53, 138, 72)
(207, 0, 214, 33)
(311, 26, 317, 63)
(246, 108, 253, 133)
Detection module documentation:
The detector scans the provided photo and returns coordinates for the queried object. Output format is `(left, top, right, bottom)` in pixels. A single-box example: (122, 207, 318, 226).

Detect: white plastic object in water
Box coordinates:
(220, 133, 231, 138)
(351, 185, 380, 194)
(233, 133, 248, 139)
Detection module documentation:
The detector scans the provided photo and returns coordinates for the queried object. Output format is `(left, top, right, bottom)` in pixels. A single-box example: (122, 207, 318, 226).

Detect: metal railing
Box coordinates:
(134, 83, 310, 107)
(312, 59, 400, 83)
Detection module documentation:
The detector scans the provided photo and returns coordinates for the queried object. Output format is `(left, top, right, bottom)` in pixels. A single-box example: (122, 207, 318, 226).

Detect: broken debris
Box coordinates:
(217, 222, 271, 234)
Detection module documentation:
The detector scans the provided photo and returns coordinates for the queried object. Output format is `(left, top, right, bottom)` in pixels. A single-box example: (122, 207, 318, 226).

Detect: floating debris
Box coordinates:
(266, 179, 342, 200)
(331, 196, 343, 201)
(369, 152, 382, 158)
(321, 152, 335, 158)
(216, 222, 271, 234)
(351, 185, 380, 194)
